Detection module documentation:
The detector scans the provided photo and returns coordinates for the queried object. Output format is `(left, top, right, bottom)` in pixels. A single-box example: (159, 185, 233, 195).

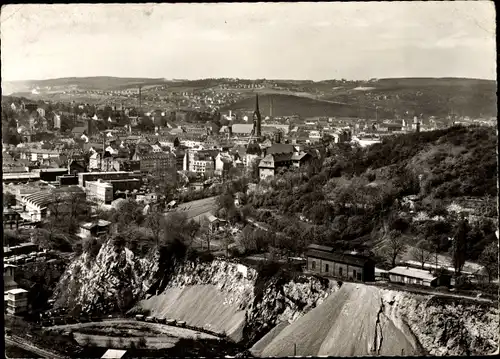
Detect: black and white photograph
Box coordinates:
(1, 2, 498, 358)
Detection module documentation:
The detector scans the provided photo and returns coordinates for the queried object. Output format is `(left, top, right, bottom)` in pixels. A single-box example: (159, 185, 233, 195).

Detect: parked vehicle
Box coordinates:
(177, 320, 186, 327)
(135, 315, 144, 321)
(145, 316, 154, 322)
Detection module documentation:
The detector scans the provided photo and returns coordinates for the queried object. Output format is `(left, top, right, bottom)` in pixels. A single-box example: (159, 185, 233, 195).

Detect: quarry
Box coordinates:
(35, 239, 499, 357)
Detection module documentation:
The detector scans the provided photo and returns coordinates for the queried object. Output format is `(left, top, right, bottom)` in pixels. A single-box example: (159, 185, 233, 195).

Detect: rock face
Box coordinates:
(252, 284, 499, 357)
(252, 283, 423, 357)
(244, 274, 336, 344)
(54, 240, 158, 314)
(138, 259, 333, 343)
(383, 290, 499, 356)
(55, 241, 498, 356)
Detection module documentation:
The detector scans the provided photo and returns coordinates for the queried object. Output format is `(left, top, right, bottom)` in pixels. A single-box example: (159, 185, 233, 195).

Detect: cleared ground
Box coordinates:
(171, 196, 217, 220)
(251, 283, 422, 357)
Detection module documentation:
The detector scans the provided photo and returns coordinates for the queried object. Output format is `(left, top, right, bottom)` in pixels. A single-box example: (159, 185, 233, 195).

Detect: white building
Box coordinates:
(36, 108, 46, 118)
(85, 180, 114, 204)
(5, 288, 29, 315)
(181, 139, 203, 148)
(53, 114, 61, 129)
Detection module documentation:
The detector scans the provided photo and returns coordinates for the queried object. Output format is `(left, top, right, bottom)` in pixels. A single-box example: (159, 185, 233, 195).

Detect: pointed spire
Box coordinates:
(253, 94, 262, 138)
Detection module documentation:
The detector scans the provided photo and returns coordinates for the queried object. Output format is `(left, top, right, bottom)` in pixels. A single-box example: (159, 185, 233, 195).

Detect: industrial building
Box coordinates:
(306, 244, 375, 282)
(388, 266, 451, 287)
(78, 171, 139, 187)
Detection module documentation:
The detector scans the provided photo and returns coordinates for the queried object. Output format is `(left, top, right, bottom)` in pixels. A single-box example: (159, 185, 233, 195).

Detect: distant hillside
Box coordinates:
(325, 77, 497, 118)
(372, 77, 494, 88)
(222, 94, 375, 118)
(2, 77, 168, 94)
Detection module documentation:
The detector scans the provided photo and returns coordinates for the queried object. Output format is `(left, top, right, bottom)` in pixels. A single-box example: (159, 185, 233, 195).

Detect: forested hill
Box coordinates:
(357, 125, 498, 199)
(246, 125, 497, 266)
(324, 78, 497, 118)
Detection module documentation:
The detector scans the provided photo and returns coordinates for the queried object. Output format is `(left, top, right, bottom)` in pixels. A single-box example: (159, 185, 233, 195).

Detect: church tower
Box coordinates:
(253, 94, 262, 137)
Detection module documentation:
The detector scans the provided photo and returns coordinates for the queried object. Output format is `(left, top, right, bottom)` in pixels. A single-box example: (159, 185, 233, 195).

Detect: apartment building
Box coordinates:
(6, 288, 29, 315)
(139, 152, 177, 182)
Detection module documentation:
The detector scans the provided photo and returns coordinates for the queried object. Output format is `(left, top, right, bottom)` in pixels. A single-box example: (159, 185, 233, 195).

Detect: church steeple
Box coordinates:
(253, 94, 262, 137)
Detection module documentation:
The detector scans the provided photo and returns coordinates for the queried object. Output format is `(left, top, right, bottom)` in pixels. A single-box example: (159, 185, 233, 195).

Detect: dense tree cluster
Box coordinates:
(241, 126, 497, 268)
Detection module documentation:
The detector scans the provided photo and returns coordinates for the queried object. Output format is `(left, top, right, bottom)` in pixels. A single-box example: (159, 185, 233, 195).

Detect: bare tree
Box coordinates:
(410, 239, 432, 269)
(146, 209, 165, 246)
(240, 225, 256, 253)
(429, 242, 440, 271)
(450, 217, 469, 275)
(221, 227, 234, 257)
(478, 242, 499, 283)
(44, 192, 66, 241)
(202, 218, 212, 252)
(383, 225, 406, 268)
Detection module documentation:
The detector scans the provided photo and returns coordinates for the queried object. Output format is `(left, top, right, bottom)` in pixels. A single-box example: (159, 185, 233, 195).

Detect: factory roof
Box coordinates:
(231, 124, 254, 134)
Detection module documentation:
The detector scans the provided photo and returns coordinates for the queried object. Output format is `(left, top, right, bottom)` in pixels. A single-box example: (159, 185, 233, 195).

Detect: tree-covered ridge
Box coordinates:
(240, 125, 497, 268)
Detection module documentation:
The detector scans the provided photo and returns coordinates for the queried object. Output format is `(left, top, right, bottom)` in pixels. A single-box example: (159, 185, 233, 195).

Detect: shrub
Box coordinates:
(137, 337, 147, 349)
(198, 251, 214, 263)
(228, 246, 243, 258)
(82, 238, 102, 259)
(435, 286, 449, 293)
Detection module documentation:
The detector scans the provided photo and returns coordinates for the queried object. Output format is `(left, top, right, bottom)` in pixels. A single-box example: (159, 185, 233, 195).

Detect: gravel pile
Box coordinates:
(139, 284, 247, 342)
(253, 283, 420, 357)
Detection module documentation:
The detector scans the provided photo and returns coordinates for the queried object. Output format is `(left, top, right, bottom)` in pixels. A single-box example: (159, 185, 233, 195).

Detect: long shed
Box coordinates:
(305, 245, 375, 282)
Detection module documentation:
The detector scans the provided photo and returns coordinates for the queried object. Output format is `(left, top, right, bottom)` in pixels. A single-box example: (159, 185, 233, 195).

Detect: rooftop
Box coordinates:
(6, 288, 28, 295)
(266, 143, 295, 155)
(306, 249, 373, 267)
(388, 266, 436, 281)
(23, 186, 84, 208)
(307, 244, 335, 252)
(101, 349, 127, 359)
(231, 124, 254, 134)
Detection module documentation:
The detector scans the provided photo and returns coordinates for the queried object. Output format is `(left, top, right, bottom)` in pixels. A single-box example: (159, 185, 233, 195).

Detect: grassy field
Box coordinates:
(172, 196, 217, 220)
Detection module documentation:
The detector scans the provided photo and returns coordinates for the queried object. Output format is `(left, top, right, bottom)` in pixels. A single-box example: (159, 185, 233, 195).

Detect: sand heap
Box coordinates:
(251, 283, 422, 357)
(138, 260, 257, 342)
(140, 284, 247, 341)
(136, 260, 334, 343)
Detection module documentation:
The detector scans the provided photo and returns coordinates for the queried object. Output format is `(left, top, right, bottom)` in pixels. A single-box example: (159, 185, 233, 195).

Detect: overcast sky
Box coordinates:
(1, 2, 496, 82)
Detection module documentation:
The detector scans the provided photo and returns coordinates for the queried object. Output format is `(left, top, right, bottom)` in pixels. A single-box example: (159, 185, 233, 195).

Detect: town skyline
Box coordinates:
(1, 2, 496, 82)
